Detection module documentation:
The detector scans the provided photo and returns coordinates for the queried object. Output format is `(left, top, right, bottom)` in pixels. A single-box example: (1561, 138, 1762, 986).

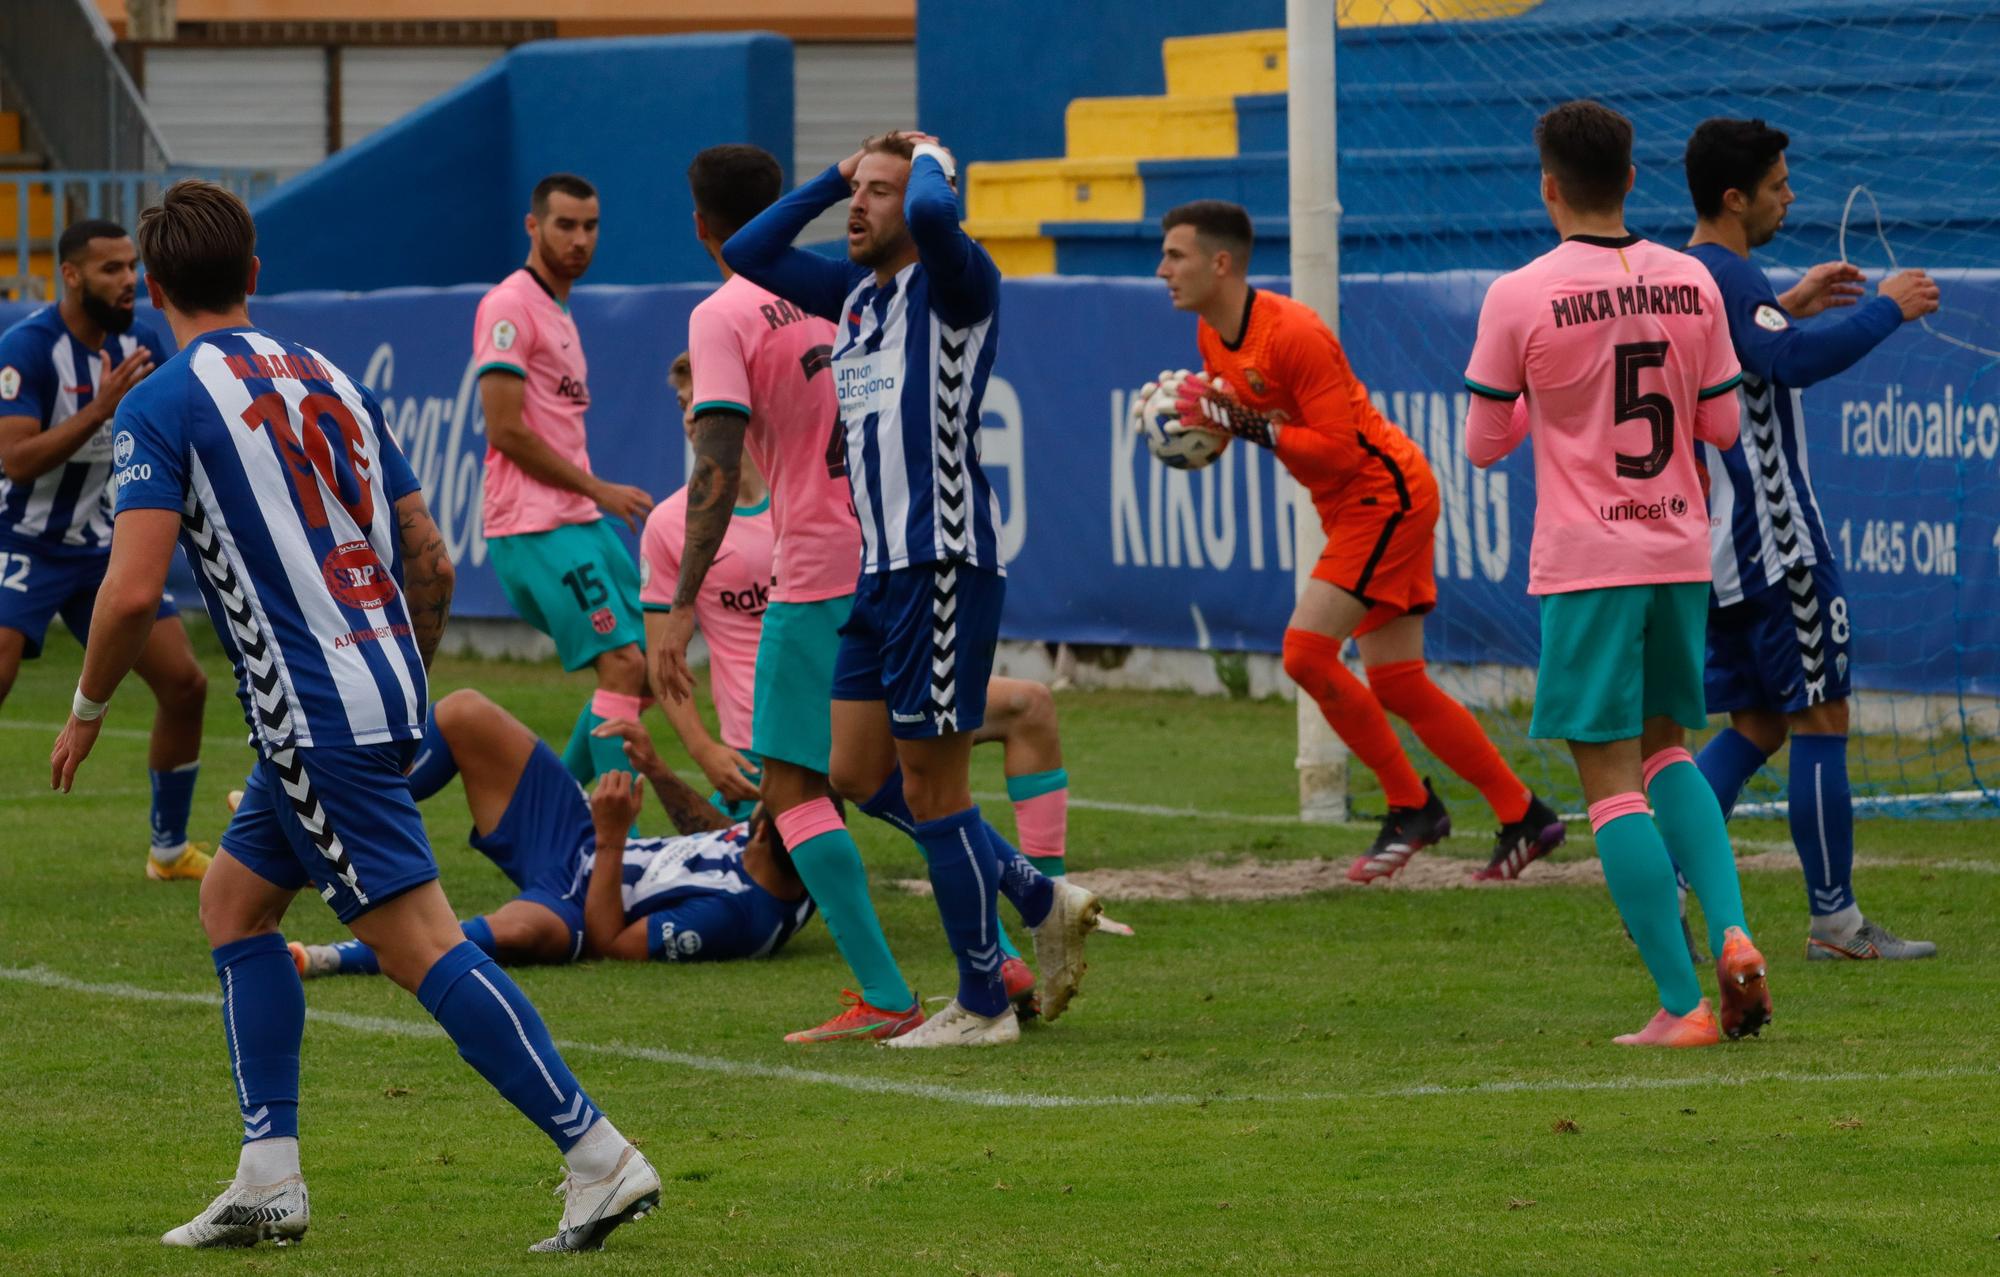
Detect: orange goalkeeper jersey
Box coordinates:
(1196, 288, 1428, 513)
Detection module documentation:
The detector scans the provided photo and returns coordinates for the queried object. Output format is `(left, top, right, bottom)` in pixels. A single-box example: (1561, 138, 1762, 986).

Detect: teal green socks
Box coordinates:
(1646, 748, 1750, 956)
(1591, 794, 1702, 1016)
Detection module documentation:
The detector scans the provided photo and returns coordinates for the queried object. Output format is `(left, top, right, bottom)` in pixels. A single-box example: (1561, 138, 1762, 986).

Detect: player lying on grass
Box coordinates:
(1464, 101, 1770, 1048)
(1681, 118, 1937, 961)
(50, 180, 657, 1251)
(0, 217, 212, 882)
(1153, 199, 1566, 883)
(724, 131, 1100, 1048)
(287, 689, 814, 976)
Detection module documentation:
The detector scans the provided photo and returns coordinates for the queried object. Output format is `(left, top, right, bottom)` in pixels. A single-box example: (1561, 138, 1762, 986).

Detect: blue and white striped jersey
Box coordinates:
(0, 305, 171, 552)
(726, 158, 1005, 575)
(1686, 244, 1902, 607)
(113, 327, 427, 750)
(614, 824, 816, 961)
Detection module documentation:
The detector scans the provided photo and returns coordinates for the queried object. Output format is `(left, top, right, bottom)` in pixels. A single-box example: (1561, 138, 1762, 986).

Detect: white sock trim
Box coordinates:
(236, 1136, 300, 1185)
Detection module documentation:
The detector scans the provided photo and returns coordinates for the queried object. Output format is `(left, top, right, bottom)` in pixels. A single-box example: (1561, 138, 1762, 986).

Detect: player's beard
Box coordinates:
(849, 222, 913, 271)
(537, 233, 592, 282)
(80, 287, 135, 334)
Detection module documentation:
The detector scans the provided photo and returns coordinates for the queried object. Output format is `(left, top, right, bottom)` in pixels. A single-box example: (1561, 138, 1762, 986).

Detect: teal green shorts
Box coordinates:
(487, 520, 645, 672)
(1531, 581, 1710, 743)
(751, 596, 852, 773)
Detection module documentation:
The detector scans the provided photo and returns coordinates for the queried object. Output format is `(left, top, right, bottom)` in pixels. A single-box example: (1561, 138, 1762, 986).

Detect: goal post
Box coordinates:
(1288, 0, 1348, 822)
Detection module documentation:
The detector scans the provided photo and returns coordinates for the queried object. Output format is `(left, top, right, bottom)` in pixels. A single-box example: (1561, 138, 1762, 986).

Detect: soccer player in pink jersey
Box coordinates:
(1465, 101, 1771, 1048)
(653, 144, 928, 1043)
(643, 351, 772, 822)
(473, 173, 656, 787)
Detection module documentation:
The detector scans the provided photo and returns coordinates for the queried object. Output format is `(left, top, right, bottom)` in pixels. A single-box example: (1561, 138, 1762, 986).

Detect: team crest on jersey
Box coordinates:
(491, 319, 518, 351)
(1753, 304, 1789, 332)
(321, 540, 399, 609)
(1243, 367, 1269, 396)
(676, 929, 702, 957)
(0, 366, 18, 400)
(113, 430, 135, 466)
(590, 606, 616, 635)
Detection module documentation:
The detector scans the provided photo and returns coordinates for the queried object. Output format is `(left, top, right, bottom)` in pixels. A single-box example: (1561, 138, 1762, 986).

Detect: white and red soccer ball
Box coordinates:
(1131, 369, 1230, 471)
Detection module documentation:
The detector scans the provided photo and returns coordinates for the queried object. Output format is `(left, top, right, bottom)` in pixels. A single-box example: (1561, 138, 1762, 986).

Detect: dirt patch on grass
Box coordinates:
(893, 850, 1806, 903)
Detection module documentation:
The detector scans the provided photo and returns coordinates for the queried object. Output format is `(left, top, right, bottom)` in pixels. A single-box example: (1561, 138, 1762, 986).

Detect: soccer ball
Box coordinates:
(1132, 370, 1229, 471)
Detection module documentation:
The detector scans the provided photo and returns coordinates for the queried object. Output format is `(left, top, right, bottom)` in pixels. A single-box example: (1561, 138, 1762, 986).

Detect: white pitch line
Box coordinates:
(3, 966, 1990, 1111)
(0, 786, 150, 803)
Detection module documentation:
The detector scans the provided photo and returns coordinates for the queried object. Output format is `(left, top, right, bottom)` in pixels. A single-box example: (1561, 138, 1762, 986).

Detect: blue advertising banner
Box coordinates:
(5, 268, 1996, 695)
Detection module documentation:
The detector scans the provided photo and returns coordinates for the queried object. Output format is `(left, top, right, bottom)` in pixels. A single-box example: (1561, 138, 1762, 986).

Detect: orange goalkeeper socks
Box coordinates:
(1282, 628, 1427, 810)
(1366, 659, 1531, 824)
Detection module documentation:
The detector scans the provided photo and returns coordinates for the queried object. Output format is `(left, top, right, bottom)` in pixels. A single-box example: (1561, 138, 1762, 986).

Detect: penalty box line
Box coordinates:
(3, 965, 1991, 1111)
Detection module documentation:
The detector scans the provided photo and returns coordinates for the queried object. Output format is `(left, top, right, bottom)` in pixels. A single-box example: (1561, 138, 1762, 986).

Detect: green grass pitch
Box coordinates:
(2, 630, 1996, 1274)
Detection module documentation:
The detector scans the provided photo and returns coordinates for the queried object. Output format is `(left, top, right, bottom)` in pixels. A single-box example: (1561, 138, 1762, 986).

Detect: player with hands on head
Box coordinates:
(53, 179, 659, 1253)
(726, 129, 1102, 1047)
(473, 172, 654, 790)
(1680, 117, 1938, 960)
(1465, 102, 1768, 1048)
(0, 217, 211, 881)
(1155, 199, 1566, 884)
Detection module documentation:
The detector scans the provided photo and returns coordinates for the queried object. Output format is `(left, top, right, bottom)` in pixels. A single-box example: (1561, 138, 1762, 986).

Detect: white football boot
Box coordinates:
(882, 999, 1020, 1048)
(161, 1176, 309, 1248)
(1031, 878, 1103, 1022)
(527, 1145, 661, 1253)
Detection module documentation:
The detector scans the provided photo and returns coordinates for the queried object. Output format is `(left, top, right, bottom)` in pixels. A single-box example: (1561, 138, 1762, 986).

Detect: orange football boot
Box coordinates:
(1716, 925, 1772, 1039)
(783, 990, 925, 1044)
(1614, 998, 1721, 1048)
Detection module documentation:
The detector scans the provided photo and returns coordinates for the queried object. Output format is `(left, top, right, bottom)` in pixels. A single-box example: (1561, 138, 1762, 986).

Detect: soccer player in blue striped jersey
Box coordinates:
(49, 181, 658, 1253)
(726, 131, 1102, 1047)
(288, 694, 814, 976)
(1682, 119, 1939, 961)
(0, 219, 210, 880)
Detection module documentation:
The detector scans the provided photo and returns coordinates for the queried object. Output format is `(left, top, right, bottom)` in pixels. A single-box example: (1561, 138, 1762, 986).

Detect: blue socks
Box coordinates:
(1790, 734, 1857, 916)
(416, 941, 598, 1151)
(1696, 727, 1768, 819)
(213, 934, 303, 1144)
(329, 917, 497, 976)
(406, 704, 460, 801)
(863, 769, 1055, 928)
(150, 761, 199, 852)
(912, 806, 1008, 1016)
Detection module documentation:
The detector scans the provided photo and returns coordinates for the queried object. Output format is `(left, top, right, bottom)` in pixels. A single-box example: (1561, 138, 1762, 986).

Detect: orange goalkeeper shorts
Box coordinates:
(1310, 481, 1440, 639)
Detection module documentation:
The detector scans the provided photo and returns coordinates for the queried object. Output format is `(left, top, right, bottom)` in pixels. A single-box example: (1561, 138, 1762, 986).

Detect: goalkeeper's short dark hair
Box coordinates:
(1684, 118, 1791, 220)
(1161, 200, 1254, 265)
(1535, 100, 1634, 216)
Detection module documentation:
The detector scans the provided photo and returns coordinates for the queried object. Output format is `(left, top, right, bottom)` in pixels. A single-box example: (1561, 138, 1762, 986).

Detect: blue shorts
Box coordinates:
(0, 536, 176, 659)
(832, 563, 1004, 739)
(468, 740, 594, 958)
(222, 741, 434, 925)
(1706, 558, 1853, 715)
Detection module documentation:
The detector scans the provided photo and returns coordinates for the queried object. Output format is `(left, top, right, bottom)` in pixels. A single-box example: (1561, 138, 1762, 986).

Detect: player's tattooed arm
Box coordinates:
(673, 408, 751, 610)
(589, 718, 733, 835)
(393, 492, 455, 670)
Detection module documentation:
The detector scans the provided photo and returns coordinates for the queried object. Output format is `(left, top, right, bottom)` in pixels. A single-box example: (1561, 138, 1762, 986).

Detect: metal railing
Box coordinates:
(0, 0, 173, 171)
(2, 169, 279, 301)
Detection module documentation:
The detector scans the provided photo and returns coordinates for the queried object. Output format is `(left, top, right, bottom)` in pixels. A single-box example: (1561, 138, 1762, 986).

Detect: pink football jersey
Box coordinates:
(1464, 235, 1742, 594)
(640, 485, 773, 750)
(688, 274, 860, 603)
(472, 268, 600, 538)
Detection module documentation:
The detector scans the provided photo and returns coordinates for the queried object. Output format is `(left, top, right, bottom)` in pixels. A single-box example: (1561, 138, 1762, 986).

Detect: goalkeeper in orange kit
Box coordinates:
(1153, 199, 1564, 880)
